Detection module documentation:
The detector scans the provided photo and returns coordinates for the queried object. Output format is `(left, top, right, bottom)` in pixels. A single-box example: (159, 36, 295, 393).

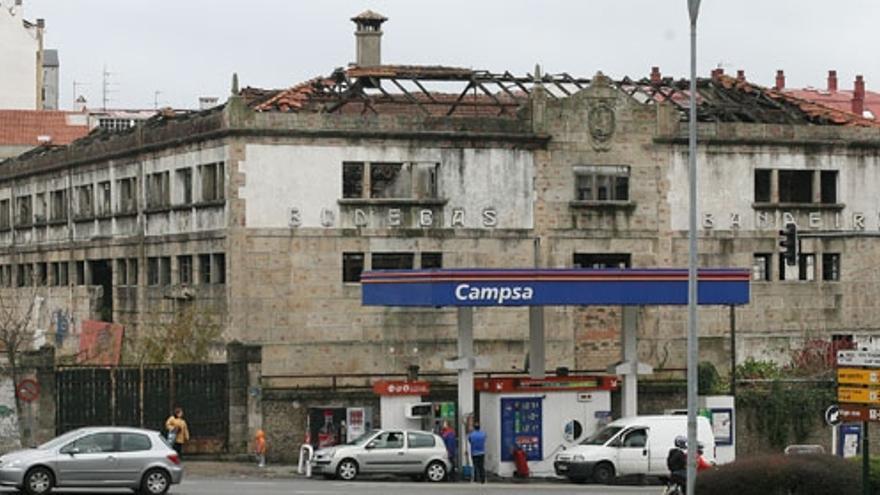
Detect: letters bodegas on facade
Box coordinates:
(1, 11, 880, 383)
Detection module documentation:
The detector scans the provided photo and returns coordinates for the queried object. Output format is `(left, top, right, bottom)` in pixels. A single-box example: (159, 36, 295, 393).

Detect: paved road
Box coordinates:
(0, 477, 666, 495)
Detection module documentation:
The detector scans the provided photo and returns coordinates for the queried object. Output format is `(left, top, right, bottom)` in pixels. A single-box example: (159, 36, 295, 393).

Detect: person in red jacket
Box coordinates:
(512, 444, 529, 479)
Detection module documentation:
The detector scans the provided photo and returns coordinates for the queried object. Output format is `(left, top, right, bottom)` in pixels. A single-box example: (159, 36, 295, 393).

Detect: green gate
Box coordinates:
(56, 364, 228, 452)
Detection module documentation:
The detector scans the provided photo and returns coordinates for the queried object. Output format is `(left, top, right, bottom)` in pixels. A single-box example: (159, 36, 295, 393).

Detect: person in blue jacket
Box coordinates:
(440, 421, 457, 481)
(468, 421, 487, 483)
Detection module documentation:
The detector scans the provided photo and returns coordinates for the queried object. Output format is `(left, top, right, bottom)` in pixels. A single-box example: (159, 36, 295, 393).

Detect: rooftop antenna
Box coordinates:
(153, 90, 162, 110)
(101, 64, 118, 110)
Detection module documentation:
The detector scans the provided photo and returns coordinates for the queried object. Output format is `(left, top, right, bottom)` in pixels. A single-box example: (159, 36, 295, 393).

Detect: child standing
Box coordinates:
(254, 429, 267, 467)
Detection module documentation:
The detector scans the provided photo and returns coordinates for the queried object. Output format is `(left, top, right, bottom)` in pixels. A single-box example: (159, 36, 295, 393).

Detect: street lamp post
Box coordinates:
(686, 1, 701, 495)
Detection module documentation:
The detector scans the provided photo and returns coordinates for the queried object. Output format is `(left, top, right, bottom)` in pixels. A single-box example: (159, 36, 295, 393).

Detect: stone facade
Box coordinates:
(0, 66, 878, 394)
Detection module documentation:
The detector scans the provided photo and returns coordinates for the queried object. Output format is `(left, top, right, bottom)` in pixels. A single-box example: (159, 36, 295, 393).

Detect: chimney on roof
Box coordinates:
(650, 66, 661, 84)
(827, 70, 838, 92)
(737, 70, 746, 82)
(852, 75, 866, 116)
(775, 70, 785, 90)
(352, 10, 387, 67)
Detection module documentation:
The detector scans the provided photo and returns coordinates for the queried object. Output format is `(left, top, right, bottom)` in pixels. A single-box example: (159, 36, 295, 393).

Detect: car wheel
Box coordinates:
(140, 469, 171, 495)
(424, 461, 447, 482)
(592, 462, 615, 484)
(23, 467, 53, 495)
(336, 459, 358, 481)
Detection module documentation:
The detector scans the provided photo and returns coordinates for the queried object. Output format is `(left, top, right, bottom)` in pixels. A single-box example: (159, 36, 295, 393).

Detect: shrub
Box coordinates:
(695, 454, 861, 495)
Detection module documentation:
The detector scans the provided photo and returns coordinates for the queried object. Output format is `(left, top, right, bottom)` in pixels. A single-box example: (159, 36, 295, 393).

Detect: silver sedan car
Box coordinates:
(311, 429, 450, 482)
(0, 426, 184, 495)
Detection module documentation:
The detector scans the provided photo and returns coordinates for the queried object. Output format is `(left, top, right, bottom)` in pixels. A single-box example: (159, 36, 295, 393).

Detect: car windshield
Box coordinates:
(38, 429, 87, 450)
(346, 430, 379, 446)
(581, 426, 623, 446)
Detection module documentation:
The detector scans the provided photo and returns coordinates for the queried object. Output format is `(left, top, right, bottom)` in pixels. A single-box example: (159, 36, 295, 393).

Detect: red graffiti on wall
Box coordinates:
(78, 320, 124, 365)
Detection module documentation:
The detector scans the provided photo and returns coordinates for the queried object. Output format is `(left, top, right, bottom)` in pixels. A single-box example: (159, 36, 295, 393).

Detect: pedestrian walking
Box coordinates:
(165, 406, 190, 457)
(467, 421, 487, 483)
(254, 429, 268, 467)
(440, 421, 457, 481)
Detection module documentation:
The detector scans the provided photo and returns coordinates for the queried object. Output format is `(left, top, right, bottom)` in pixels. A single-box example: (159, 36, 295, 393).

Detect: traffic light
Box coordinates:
(779, 223, 798, 266)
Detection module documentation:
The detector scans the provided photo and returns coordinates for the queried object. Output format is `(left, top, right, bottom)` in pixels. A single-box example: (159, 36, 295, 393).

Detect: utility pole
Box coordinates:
(686, 1, 702, 495)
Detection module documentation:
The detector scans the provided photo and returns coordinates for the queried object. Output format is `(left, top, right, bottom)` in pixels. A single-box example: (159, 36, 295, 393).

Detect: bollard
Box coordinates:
(298, 444, 314, 477)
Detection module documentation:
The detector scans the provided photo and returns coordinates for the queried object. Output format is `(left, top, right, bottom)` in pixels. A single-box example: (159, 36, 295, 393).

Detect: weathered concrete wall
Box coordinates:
(0, 5, 37, 110)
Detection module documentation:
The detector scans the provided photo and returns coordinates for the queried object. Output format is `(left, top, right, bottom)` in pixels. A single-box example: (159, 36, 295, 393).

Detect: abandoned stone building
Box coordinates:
(1, 11, 880, 394)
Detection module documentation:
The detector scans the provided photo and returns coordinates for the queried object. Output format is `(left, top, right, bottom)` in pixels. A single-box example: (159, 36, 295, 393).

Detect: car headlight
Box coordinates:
(5, 459, 23, 468)
(572, 454, 585, 462)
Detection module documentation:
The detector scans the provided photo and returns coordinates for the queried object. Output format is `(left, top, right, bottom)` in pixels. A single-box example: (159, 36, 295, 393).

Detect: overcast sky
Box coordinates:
(23, 0, 880, 110)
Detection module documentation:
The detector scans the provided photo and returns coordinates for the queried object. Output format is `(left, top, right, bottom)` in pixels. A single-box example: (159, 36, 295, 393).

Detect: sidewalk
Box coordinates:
(183, 460, 300, 479)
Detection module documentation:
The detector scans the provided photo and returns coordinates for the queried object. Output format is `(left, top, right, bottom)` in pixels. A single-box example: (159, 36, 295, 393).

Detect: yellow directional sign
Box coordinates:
(838, 368, 880, 386)
(838, 387, 880, 405)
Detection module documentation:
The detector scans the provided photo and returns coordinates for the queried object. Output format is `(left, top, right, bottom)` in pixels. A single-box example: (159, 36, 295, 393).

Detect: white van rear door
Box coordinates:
(615, 427, 650, 476)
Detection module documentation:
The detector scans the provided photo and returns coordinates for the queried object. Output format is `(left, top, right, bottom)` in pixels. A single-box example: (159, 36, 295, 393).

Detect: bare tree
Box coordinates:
(0, 285, 42, 420)
(134, 302, 223, 364)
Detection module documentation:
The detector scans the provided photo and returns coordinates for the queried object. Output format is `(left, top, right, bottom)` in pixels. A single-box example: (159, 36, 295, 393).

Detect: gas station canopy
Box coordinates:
(362, 268, 750, 307)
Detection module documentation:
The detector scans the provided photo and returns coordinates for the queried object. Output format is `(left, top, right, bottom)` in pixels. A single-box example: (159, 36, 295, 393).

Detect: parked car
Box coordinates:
(554, 415, 715, 484)
(0, 426, 184, 495)
(311, 429, 450, 482)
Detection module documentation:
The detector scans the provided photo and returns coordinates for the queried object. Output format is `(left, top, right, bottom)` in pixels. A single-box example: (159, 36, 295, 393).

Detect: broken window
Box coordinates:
(117, 177, 137, 214)
(780, 253, 815, 281)
(160, 257, 171, 286)
(0, 200, 10, 229)
(75, 261, 85, 285)
(200, 162, 225, 202)
(52, 262, 69, 286)
(343, 162, 364, 198)
(50, 189, 68, 222)
(752, 253, 771, 281)
(17, 264, 32, 287)
(777, 170, 813, 203)
(199, 254, 211, 284)
(342, 252, 364, 283)
(574, 165, 630, 201)
(98, 181, 111, 215)
(35, 262, 47, 286)
(34, 193, 46, 223)
(573, 253, 632, 269)
(822, 253, 840, 281)
(128, 258, 138, 285)
(117, 259, 128, 286)
(754, 169, 771, 202)
(16, 196, 32, 225)
(147, 257, 160, 286)
(371, 252, 414, 270)
(213, 253, 225, 284)
(344, 162, 439, 200)
(146, 172, 170, 209)
(176, 168, 193, 205)
(370, 163, 411, 198)
(820, 171, 838, 204)
(77, 185, 94, 218)
(421, 252, 443, 269)
(178, 255, 192, 285)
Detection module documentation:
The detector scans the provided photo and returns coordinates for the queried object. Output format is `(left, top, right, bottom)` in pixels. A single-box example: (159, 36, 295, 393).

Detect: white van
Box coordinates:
(553, 415, 715, 484)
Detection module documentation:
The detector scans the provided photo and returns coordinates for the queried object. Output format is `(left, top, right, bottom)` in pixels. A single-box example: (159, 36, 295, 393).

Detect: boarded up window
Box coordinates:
(50, 189, 67, 221)
(201, 162, 225, 202)
(147, 172, 170, 208)
(77, 185, 94, 217)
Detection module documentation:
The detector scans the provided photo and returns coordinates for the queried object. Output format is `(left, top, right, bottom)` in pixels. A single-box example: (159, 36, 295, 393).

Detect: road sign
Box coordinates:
(838, 350, 880, 368)
(15, 379, 39, 403)
(839, 387, 880, 405)
(838, 368, 880, 386)
(839, 404, 880, 422)
(826, 405, 842, 426)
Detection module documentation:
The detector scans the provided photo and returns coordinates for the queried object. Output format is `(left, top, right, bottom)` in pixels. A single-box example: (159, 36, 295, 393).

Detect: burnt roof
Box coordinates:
(245, 65, 880, 127)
